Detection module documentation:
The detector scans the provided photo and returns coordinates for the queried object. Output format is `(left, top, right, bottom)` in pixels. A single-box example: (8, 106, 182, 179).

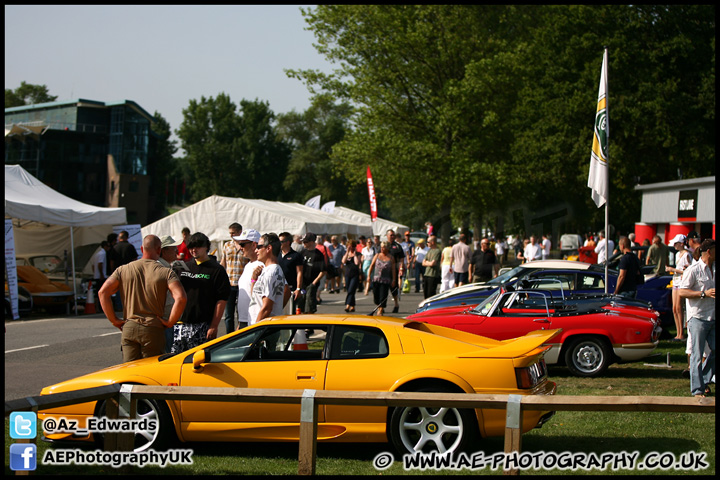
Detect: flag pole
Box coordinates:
(603, 47, 609, 293)
(587, 47, 610, 292)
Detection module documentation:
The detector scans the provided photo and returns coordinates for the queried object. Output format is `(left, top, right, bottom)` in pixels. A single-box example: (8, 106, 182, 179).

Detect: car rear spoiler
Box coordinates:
(458, 329, 562, 359)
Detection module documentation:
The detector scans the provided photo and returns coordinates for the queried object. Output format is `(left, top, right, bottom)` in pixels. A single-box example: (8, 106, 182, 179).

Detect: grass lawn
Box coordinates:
(5, 338, 714, 475)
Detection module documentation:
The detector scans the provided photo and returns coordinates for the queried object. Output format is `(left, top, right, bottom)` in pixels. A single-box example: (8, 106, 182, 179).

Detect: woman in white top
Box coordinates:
(413, 239, 429, 293)
(665, 234, 691, 340)
(361, 237, 375, 295)
(440, 240, 455, 293)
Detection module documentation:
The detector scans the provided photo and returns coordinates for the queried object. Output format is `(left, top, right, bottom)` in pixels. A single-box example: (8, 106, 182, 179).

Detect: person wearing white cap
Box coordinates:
(666, 234, 691, 341)
(158, 235, 184, 352)
(234, 229, 264, 330)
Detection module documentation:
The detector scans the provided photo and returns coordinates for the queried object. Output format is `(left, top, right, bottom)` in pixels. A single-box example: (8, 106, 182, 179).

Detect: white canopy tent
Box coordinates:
(5, 164, 127, 311)
(329, 205, 409, 237)
(141, 195, 374, 256)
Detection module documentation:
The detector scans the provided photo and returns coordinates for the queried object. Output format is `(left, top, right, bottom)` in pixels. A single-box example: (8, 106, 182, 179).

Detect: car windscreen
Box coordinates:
(485, 265, 528, 285)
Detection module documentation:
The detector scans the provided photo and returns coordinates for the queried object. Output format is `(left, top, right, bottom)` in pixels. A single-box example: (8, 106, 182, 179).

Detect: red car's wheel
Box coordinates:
(563, 336, 612, 377)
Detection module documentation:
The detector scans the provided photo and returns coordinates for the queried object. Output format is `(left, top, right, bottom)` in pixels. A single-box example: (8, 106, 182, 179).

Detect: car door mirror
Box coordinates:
(192, 350, 207, 372)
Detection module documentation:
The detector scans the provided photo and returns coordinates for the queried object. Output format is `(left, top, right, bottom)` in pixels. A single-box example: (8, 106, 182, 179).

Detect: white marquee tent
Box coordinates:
(5, 164, 127, 227)
(141, 195, 375, 255)
(329, 205, 409, 237)
(5, 164, 127, 311)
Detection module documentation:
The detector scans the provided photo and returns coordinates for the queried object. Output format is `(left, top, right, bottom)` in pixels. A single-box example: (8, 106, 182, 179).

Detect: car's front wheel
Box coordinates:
(388, 386, 477, 455)
(563, 336, 612, 377)
(95, 397, 174, 452)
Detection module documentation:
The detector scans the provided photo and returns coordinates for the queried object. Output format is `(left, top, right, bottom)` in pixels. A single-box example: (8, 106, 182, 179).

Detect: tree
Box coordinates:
(175, 94, 290, 202)
(236, 99, 291, 200)
(176, 93, 242, 201)
(148, 111, 178, 217)
(289, 6, 537, 238)
(511, 5, 716, 233)
(277, 94, 358, 205)
(292, 5, 715, 237)
(5, 81, 57, 108)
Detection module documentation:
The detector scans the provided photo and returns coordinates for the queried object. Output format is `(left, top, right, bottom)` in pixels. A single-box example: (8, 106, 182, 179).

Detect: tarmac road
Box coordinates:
(4, 282, 427, 402)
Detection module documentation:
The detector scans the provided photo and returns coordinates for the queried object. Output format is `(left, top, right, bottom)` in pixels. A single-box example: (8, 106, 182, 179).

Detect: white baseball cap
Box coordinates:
(669, 234, 687, 246)
(233, 229, 260, 243)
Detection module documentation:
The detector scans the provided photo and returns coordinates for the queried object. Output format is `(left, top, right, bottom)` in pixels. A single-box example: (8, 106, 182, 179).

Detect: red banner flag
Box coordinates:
(366, 166, 378, 222)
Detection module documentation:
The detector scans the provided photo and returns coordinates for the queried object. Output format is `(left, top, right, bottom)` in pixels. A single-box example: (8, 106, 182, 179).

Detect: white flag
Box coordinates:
(588, 49, 609, 208)
(321, 201, 336, 214)
(304, 195, 321, 210)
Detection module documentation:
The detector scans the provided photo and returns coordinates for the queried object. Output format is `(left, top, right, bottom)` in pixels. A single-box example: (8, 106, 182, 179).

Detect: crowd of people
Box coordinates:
(91, 224, 714, 398)
(90, 226, 422, 361)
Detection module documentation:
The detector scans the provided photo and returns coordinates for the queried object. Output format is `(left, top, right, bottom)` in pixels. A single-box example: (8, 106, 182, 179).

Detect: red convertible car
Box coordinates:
(408, 287, 662, 377)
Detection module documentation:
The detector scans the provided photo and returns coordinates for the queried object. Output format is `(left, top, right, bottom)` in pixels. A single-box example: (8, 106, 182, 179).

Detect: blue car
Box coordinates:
(416, 260, 672, 325)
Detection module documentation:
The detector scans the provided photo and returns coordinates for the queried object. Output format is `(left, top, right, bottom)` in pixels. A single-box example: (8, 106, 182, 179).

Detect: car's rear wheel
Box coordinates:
(563, 336, 611, 377)
(95, 397, 174, 452)
(389, 386, 477, 455)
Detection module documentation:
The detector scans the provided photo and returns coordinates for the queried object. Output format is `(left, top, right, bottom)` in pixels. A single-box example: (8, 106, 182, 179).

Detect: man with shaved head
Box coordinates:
(99, 234, 187, 362)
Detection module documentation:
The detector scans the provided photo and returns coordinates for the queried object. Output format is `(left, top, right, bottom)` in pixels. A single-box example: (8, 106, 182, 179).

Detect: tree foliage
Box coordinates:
(290, 5, 715, 236)
(511, 5, 716, 232)
(276, 94, 359, 205)
(175, 95, 290, 202)
(148, 111, 178, 217)
(5, 81, 57, 108)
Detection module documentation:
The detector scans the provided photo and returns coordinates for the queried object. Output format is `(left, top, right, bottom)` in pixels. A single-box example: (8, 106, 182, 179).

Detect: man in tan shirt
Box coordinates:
(99, 235, 187, 362)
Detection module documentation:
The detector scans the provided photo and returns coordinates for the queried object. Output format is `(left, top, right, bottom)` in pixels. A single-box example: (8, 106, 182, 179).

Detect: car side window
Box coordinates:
(243, 326, 327, 362)
(532, 273, 573, 291)
(330, 326, 388, 359)
(579, 273, 604, 290)
(205, 329, 263, 363)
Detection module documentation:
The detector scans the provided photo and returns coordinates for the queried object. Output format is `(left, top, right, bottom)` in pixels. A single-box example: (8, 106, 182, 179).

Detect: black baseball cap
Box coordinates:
(301, 232, 317, 243)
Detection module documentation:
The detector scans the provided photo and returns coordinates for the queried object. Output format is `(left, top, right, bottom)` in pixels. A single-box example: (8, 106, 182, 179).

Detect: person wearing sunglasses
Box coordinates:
(249, 233, 290, 324)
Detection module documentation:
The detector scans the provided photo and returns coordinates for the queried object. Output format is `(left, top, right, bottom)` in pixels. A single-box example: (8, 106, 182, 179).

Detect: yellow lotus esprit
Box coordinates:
(39, 315, 558, 455)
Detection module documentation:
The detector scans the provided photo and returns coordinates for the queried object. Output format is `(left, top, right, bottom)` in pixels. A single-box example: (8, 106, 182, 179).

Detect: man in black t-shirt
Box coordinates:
(469, 238, 499, 283)
(614, 236, 642, 299)
(278, 232, 304, 313)
(299, 233, 326, 314)
(114, 230, 139, 266)
(171, 232, 230, 354)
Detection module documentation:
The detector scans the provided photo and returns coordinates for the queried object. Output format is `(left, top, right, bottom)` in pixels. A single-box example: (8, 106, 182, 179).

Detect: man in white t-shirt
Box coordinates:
(234, 229, 263, 330)
(523, 235, 543, 263)
(249, 233, 289, 324)
(594, 230, 615, 264)
(92, 241, 110, 286)
(541, 234, 552, 260)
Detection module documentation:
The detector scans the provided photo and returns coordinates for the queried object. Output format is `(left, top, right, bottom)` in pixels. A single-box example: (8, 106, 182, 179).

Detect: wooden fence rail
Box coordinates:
(6, 385, 715, 475)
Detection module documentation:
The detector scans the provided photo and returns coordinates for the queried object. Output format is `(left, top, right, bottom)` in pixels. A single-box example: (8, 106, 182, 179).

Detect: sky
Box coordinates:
(5, 5, 331, 140)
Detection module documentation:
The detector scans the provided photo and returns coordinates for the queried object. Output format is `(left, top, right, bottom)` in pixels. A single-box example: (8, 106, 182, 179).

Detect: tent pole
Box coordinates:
(70, 226, 78, 315)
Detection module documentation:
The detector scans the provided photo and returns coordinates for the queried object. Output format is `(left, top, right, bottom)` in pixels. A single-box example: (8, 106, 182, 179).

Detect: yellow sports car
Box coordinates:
(40, 315, 558, 455)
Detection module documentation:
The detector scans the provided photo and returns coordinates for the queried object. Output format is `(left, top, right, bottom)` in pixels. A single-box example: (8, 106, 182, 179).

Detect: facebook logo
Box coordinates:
(10, 443, 37, 471)
(10, 411, 37, 439)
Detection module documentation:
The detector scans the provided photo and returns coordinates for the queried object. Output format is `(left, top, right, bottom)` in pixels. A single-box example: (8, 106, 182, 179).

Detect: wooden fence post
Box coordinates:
(298, 389, 318, 476)
(503, 394, 523, 476)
